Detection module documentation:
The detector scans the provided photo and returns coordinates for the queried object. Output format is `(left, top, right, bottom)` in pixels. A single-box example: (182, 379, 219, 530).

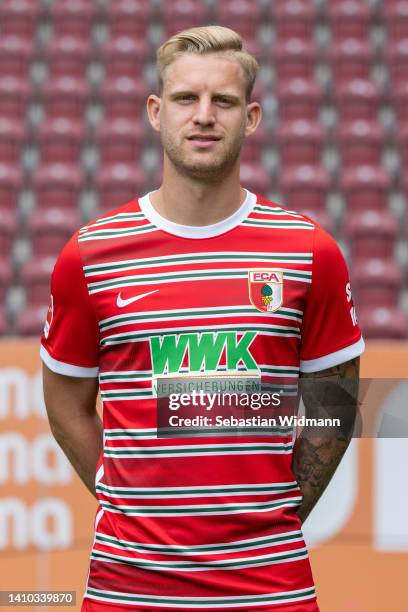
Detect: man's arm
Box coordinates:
(42, 363, 103, 499)
(292, 356, 360, 523)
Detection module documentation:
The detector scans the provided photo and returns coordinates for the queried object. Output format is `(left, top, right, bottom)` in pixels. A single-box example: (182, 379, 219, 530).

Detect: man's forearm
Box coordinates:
(49, 412, 103, 498)
(292, 357, 360, 522)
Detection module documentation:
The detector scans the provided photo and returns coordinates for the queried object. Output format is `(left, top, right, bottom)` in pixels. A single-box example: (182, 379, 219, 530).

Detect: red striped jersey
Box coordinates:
(41, 190, 364, 611)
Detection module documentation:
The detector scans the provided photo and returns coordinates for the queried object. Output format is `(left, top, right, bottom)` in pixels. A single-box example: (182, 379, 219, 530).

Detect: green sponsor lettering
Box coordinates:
(188, 332, 227, 371)
(150, 334, 189, 374)
(226, 331, 257, 369)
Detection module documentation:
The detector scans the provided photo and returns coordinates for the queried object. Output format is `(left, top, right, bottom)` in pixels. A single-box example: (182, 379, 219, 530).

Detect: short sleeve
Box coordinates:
(40, 232, 100, 377)
(299, 224, 365, 373)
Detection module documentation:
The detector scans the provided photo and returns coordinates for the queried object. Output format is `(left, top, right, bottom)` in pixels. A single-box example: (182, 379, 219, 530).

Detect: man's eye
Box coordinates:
(216, 98, 233, 106)
(177, 95, 194, 102)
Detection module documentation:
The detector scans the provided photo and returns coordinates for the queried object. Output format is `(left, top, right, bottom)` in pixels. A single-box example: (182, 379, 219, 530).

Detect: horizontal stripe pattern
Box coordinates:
(103, 441, 293, 459)
(85, 586, 316, 608)
(103, 427, 294, 440)
(79, 223, 157, 242)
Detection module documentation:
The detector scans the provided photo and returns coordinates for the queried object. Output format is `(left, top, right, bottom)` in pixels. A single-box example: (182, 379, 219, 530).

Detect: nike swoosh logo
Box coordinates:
(116, 289, 158, 308)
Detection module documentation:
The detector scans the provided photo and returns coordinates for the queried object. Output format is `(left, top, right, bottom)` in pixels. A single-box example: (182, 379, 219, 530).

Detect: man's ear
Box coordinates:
(245, 101, 262, 137)
(147, 94, 161, 132)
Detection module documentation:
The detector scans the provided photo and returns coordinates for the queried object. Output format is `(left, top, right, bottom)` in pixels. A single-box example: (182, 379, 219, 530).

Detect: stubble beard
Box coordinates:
(160, 128, 246, 182)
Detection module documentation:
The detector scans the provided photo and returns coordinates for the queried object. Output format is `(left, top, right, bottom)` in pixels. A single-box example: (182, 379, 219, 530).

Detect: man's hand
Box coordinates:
(42, 364, 103, 498)
(292, 356, 360, 523)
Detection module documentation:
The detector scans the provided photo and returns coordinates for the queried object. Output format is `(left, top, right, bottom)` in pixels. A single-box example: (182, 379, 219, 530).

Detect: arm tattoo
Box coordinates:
(293, 356, 360, 523)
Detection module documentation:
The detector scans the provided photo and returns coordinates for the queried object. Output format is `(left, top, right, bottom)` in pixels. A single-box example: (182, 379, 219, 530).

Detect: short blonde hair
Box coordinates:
(156, 25, 259, 102)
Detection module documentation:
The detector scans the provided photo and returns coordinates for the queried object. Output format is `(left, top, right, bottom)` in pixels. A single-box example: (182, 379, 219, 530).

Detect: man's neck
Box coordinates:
(149, 160, 247, 227)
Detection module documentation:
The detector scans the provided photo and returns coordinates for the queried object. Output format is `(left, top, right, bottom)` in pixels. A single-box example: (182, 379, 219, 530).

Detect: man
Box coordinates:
(41, 26, 364, 612)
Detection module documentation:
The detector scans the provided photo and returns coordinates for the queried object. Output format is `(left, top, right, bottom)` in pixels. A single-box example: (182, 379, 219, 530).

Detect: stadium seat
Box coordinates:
(106, 1, 152, 39)
(240, 127, 269, 164)
(94, 163, 146, 212)
(95, 118, 146, 165)
(36, 118, 86, 164)
(0, 308, 7, 336)
(334, 79, 382, 122)
(0, 163, 23, 209)
(44, 36, 92, 79)
(272, 1, 318, 39)
(272, 39, 318, 80)
(336, 120, 386, 168)
(50, 0, 98, 38)
(20, 255, 56, 306)
(276, 119, 324, 167)
(392, 81, 408, 123)
(101, 77, 149, 120)
(351, 257, 404, 308)
(0, 36, 34, 78)
(340, 165, 392, 210)
(0, 259, 12, 305)
(279, 165, 330, 211)
(357, 306, 408, 339)
(215, 0, 263, 41)
(162, 0, 211, 38)
(0, 76, 30, 120)
(0, 207, 17, 258)
(328, 1, 373, 41)
(28, 208, 80, 257)
(240, 164, 272, 194)
(15, 304, 49, 337)
(31, 164, 84, 211)
(297, 209, 335, 235)
(277, 78, 323, 121)
(386, 39, 408, 85)
(41, 76, 90, 120)
(0, 118, 25, 165)
(100, 37, 150, 79)
(0, 0, 41, 37)
(329, 39, 374, 83)
(383, 2, 408, 41)
(345, 210, 398, 259)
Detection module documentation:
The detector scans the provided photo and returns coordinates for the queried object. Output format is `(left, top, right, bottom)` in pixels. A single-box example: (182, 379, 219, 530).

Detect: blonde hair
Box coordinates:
(156, 25, 259, 102)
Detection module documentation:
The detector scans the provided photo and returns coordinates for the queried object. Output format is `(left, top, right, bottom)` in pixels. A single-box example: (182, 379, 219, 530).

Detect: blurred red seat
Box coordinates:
(340, 165, 391, 210)
(0, 163, 23, 209)
(44, 36, 92, 79)
(0, 258, 12, 304)
(240, 164, 272, 194)
(351, 257, 404, 308)
(20, 255, 56, 306)
(95, 163, 146, 212)
(101, 77, 148, 120)
(162, 0, 210, 38)
(329, 39, 373, 83)
(336, 120, 386, 168)
(15, 304, 49, 337)
(100, 37, 150, 79)
(384, 2, 408, 41)
(95, 118, 146, 164)
(392, 81, 408, 123)
(293, 208, 335, 235)
(51, 0, 97, 38)
(334, 79, 382, 122)
(0, 207, 18, 258)
(386, 39, 408, 85)
(106, 0, 152, 38)
(0, 118, 25, 164)
(272, 1, 318, 39)
(240, 128, 269, 164)
(277, 78, 323, 121)
(357, 306, 408, 339)
(0, 76, 30, 120)
(0, 0, 41, 37)
(0, 307, 7, 336)
(32, 164, 84, 211)
(328, 1, 373, 41)
(277, 119, 324, 166)
(279, 164, 330, 211)
(36, 118, 85, 164)
(28, 208, 79, 257)
(345, 210, 397, 259)
(0, 36, 34, 78)
(215, 0, 263, 40)
(42, 76, 90, 120)
(272, 39, 318, 80)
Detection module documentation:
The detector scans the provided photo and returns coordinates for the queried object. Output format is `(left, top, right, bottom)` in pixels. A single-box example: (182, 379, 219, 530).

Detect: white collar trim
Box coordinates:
(138, 189, 257, 239)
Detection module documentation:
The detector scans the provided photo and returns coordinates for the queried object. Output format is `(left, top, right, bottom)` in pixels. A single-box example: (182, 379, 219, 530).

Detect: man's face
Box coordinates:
(148, 53, 260, 181)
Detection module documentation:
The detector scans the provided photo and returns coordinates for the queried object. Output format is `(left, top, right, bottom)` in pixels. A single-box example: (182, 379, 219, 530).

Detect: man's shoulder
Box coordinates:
(253, 194, 320, 226)
(77, 196, 143, 235)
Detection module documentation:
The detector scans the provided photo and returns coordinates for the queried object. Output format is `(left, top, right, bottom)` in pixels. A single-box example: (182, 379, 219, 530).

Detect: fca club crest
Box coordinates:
(248, 270, 284, 313)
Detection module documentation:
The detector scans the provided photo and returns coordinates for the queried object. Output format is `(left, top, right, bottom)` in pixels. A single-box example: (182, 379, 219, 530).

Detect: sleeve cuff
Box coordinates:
(299, 336, 365, 373)
(40, 344, 99, 378)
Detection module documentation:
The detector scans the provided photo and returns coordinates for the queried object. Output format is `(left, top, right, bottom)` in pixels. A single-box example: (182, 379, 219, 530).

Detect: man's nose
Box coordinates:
(192, 98, 216, 126)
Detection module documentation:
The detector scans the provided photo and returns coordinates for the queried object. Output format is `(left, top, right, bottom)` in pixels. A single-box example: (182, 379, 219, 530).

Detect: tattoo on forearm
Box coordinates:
(293, 357, 360, 522)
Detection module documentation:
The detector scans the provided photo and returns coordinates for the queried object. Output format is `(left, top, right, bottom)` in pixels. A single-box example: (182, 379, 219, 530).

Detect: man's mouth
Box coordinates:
(187, 134, 222, 141)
